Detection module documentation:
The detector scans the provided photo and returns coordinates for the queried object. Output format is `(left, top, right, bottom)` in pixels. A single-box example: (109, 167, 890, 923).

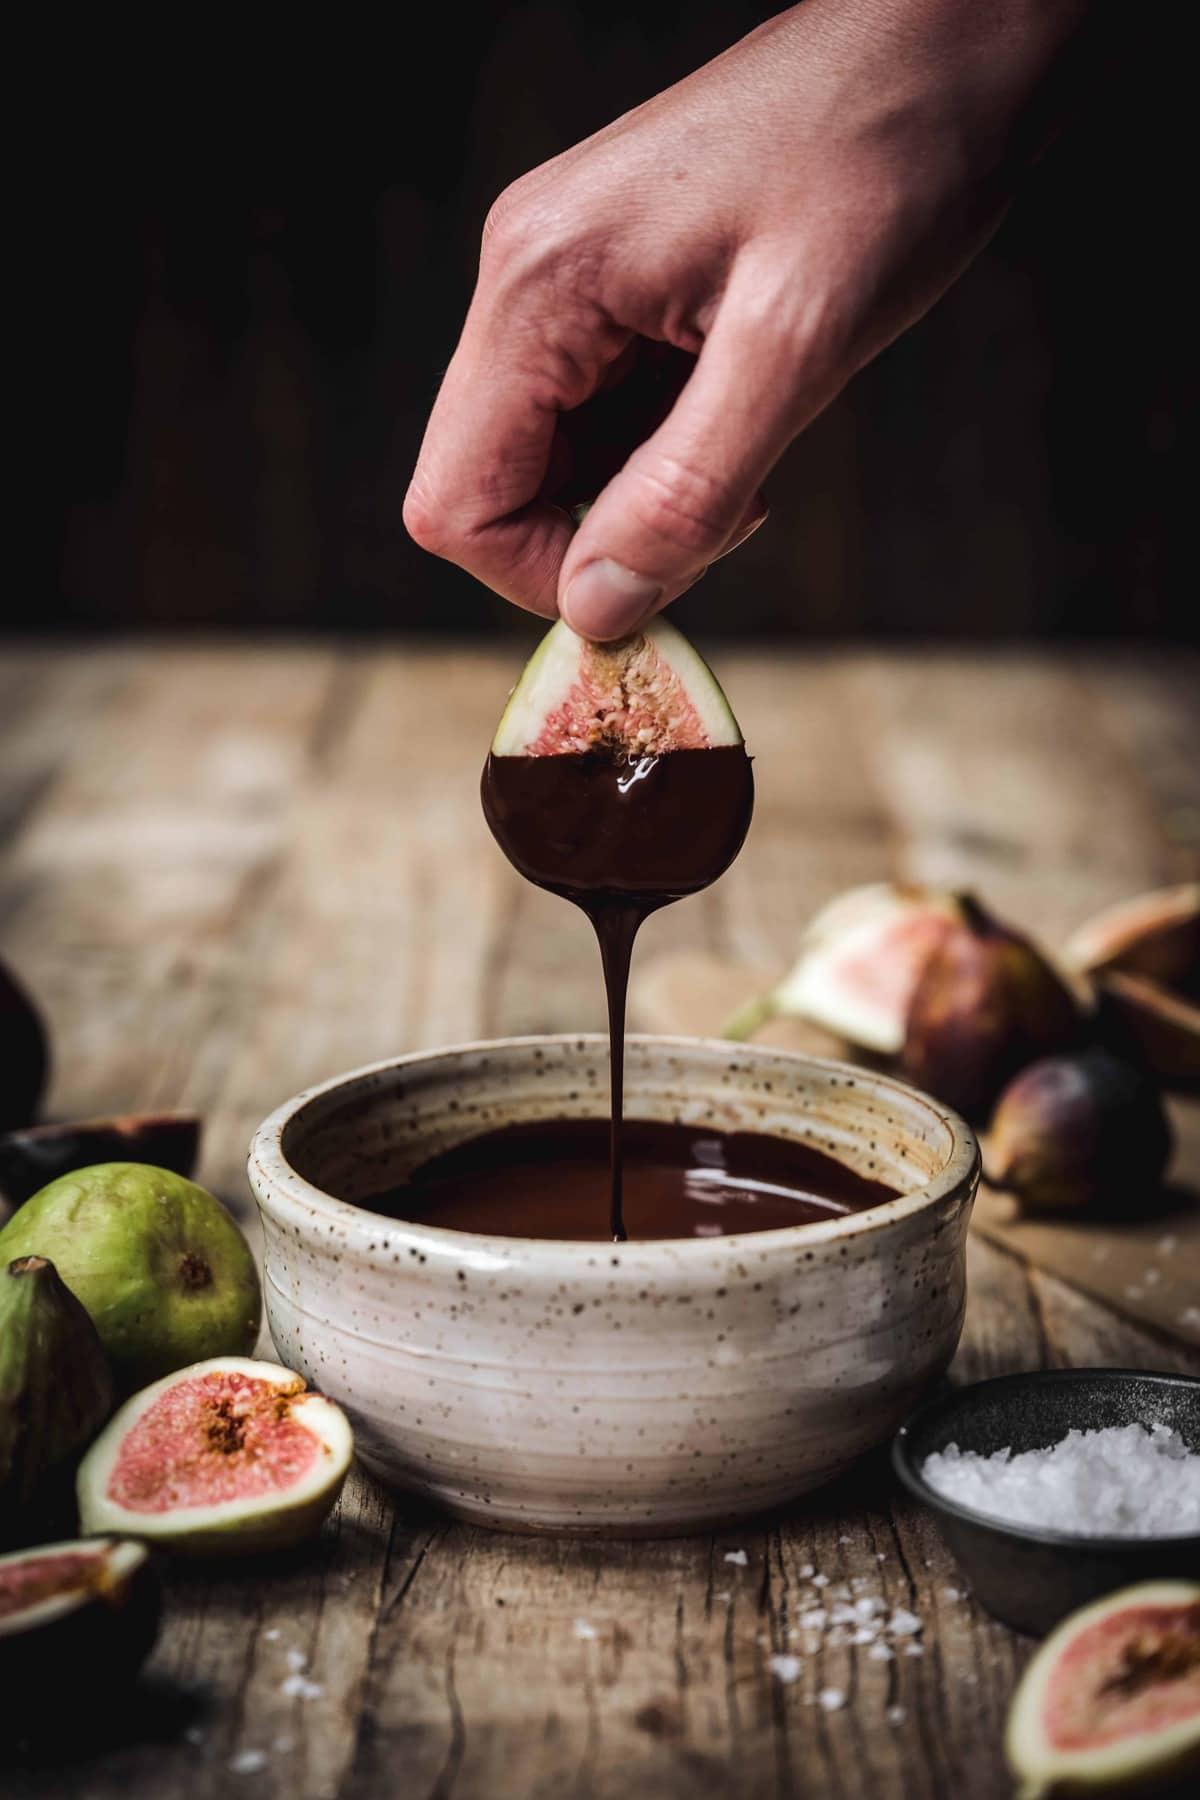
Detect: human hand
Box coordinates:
(405, 0, 1093, 639)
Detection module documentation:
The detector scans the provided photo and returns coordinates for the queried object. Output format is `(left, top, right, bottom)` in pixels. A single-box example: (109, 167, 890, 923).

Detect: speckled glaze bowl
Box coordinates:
(248, 1036, 979, 1536)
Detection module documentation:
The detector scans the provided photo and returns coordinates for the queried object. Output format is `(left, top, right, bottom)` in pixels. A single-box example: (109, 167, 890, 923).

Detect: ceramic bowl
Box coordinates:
(248, 1035, 979, 1536)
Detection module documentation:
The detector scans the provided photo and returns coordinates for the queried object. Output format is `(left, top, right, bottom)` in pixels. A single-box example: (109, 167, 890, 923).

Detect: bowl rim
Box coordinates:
(248, 1032, 979, 1263)
(892, 1366, 1200, 1552)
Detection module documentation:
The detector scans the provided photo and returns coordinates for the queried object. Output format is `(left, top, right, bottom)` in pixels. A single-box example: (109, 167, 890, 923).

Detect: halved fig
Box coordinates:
(1064, 884, 1200, 998)
(724, 883, 960, 1050)
(0, 1111, 201, 1212)
(1097, 971, 1200, 1092)
(1006, 1581, 1200, 1798)
(0, 957, 49, 1134)
(0, 1537, 160, 1710)
(77, 1357, 354, 1556)
(491, 616, 742, 756)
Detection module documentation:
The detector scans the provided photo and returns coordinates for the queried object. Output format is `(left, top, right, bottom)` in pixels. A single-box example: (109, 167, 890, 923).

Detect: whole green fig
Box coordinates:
(0, 1163, 261, 1390)
(0, 1255, 114, 1521)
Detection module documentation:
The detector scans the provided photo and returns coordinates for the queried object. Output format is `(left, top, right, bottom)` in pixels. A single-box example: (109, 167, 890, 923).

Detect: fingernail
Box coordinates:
(562, 559, 663, 641)
(715, 510, 768, 561)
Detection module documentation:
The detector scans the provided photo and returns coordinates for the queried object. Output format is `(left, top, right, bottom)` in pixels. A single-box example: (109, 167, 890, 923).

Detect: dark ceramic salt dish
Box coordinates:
(892, 1368, 1200, 1636)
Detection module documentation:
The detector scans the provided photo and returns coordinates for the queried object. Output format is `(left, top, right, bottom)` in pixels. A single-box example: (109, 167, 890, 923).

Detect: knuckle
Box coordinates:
(481, 175, 539, 254)
(630, 456, 744, 559)
(402, 478, 453, 557)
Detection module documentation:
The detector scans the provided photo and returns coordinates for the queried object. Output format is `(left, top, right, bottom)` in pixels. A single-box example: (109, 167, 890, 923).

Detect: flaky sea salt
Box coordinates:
(724, 1549, 749, 1567)
(818, 1687, 846, 1712)
(573, 1619, 598, 1640)
(769, 1653, 803, 1684)
(229, 1750, 269, 1774)
(922, 1424, 1200, 1536)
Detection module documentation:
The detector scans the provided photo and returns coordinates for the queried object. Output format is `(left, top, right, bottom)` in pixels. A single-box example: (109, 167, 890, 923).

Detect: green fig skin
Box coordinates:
(0, 1256, 114, 1523)
(989, 1048, 1173, 1215)
(0, 1164, 262, 1392)
(900, 895, 1084, 1123)
(0, 959, 49, 1135)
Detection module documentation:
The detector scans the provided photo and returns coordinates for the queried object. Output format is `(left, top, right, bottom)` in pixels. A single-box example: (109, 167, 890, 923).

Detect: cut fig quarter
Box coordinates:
(490, 617, 743, 757)
(0, 1110, 201, 1210)
(1064, 884, 1200, 997)
(1097, 970, 1200, 1093)
(77, 1357, 354, 1556)
(1006, 1581, 1200, 1798)
(723, 883, 960, 1050)
(0, 1537, 161, 1713)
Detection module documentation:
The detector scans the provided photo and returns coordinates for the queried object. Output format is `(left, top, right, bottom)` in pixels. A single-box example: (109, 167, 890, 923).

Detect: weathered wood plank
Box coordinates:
(2, 646, 1195, 1800)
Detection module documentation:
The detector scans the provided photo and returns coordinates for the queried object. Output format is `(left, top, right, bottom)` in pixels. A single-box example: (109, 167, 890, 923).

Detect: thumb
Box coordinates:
(558, 277, 815, 639)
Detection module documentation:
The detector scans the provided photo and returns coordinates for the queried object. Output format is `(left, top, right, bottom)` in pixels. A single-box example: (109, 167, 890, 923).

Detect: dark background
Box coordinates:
(27, 4, 1193, 641)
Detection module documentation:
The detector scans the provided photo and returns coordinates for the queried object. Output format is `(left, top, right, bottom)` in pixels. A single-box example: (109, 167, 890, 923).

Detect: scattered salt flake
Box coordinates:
(942, 1587, 962, 1602)
(184, 1726, 205, 1747)
(921, 1424, 1200, 1536)
(811, 1573, 830, 1588)
(798, 1563, 815, 1578)
(281, 1674, 324, 1700)
(838, 1534, 852, 1545)
(867, 1642, 895, 1662)
(1144, 1268, 1162, 1285)
(769, 1654, 803, 1684)
(887, 1705, 907, 1725)
(1181, 1308, 1200, 1333)
(851, 1627, 878, 1645)
(230, 1750, 269, 1775)
(904, 1643, 924, 1657)
(273, 1735, 295, 1754)
(724, 1549, 749, 1567)
(714, 1590, 732, 1604)
(888, 1608, 922, 1637)
(818, 1687, 846, 1712)
(798, 1608, 826, 1629)
(1126, 1285, 1145, 1301)
(285, 1649, 308, 1671)
(573, 1619, 598, 1640)
(263, 1628, 280, 1642)
(1158, 1234, 1178, 1254)
(876, 1552, 887, 1562)
(855, 1596, 884, 1619)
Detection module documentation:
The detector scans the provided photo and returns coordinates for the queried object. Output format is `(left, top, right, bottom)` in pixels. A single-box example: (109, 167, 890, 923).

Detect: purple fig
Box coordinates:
(0, 1111, 201, 1212)
(900, 894, 1084, 1122)
(0, 958, 49, 1133)
(989, 1047, 1172, 1215)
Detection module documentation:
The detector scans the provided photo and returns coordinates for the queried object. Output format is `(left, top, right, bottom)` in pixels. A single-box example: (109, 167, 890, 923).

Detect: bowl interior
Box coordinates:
(276, 1034, 963, 1223)
(897, 1369, 1200, 1538)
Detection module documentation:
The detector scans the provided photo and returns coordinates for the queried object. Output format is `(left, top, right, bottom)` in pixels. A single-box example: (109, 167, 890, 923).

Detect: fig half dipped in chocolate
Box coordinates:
(900, 894, 1084, 1123)
(0, 1111, 201, 1214)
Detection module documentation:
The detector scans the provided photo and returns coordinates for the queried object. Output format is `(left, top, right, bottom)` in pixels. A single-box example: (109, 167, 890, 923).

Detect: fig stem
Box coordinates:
(722, 994, 777, 1042)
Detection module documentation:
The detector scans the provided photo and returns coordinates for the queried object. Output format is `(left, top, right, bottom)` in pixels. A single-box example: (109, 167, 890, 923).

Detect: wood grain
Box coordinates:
(1, 644, 1197, 1800)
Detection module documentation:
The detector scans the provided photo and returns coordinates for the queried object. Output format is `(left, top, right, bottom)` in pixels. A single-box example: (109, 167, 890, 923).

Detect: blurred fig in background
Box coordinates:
(988, 1047, 1173, 1216)
(724, 882, 959, 1051)
(1096, 970, 1200, 1093)
(0, 959, 49, 1134)
(900, 894, 1084, 1122)
(1064, 882, 1200, 998)
(0, 1112, 201, 1214)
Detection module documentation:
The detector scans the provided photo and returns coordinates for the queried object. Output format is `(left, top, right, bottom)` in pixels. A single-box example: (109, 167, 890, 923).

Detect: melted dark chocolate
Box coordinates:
(362, 1117, 897, 1241)
(481, 746, 754, 1240)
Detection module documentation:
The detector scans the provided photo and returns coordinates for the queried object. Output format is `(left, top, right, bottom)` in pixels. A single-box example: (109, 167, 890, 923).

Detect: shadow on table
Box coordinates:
(1, 1674, 209, 1774)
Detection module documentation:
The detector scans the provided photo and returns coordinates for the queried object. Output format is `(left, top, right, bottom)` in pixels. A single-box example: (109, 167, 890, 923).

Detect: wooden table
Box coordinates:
(2, 642, 1197, 1800)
